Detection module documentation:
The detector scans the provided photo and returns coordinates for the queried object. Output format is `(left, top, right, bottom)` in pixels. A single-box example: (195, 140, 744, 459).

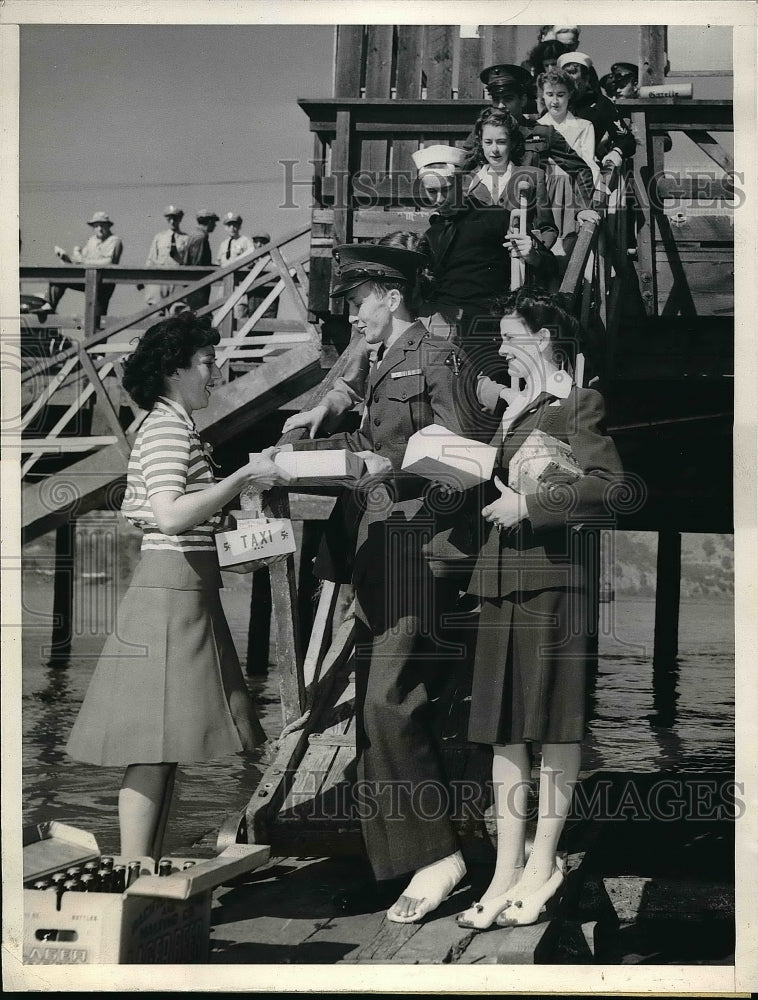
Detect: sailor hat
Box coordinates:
(557, 51, 593, 71)
(411, 144, 468, 177)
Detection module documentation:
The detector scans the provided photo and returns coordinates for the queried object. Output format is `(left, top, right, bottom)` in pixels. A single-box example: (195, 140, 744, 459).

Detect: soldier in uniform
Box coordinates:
(609, 61, 639, 100)
(279, 241, 480, 923)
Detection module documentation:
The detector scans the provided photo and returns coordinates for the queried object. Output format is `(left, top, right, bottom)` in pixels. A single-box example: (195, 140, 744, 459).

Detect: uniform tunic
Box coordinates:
(291, 323, 474, 879)
(465, 381, 623, 745)
(66, 397, 263, 765)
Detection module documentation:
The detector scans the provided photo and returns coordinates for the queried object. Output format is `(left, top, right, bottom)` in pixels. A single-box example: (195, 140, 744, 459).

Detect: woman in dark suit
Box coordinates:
(455, 287, 623, 929)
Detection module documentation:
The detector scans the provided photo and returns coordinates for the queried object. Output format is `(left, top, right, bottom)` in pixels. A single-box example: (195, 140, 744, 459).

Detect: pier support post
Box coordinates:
(48, 519, 76, 668)
(653, 529, 681, 668)
(246, 569, 272, 676)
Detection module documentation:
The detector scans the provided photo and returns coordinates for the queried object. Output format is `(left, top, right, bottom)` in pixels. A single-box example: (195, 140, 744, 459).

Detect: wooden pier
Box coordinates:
(16, 22, 735, 965)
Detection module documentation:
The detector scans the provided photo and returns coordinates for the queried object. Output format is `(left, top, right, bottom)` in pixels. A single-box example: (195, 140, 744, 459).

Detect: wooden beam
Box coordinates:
(266, 490, 306, 727)
(334, 25, 365, 98)
(491, 25, 518, 64)
(639, 26, 667, 88)
(246, 569, 272, 676)
(75, 349, 131, 458)
(361, 26, 394, 173)
(683, 130, 735, 173)
(653, 529, 681, 667)
(631, 110, 658, 316)
(655, 177, 735, 201)
(47, 520, 76, 667)
(423, 26, 455, 98)
(83, 268, 100, 343)
(457, 33, 483, 100)
(331, 110, 353, 247)
(393, 25, 425, 173)
(395, 25, 424, 98)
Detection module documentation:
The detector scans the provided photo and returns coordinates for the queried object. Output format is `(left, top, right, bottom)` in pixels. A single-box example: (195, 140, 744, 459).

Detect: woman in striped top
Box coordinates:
(66, 312, 292, 861)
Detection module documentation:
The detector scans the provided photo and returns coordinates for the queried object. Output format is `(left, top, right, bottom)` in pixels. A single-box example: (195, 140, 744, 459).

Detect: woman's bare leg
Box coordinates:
(119, 763, 177, 859)
(481, 743, 531, 899)
(518, 742, 581, 892)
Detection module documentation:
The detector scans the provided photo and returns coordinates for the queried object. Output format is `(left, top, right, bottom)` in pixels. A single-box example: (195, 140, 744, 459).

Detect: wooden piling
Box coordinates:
(246, 569, 272, 676)
(653, 529, 681, 667)
(48, 519, 76, 667)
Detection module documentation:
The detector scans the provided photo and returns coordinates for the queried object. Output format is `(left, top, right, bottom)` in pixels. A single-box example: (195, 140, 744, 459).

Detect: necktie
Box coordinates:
(169, 232, 178, 262)
(226, 240, 232, 260)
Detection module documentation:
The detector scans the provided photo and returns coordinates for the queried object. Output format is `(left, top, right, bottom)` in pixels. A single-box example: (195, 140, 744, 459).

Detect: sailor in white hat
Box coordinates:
(411, 144, 469, 209)
(49, 210, 123, 318)
(142, 205, 190, 310)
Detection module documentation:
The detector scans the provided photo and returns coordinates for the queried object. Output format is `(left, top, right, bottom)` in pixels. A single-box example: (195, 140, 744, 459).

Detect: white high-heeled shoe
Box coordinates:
(455, 865, 525, 930)
(495, 866, 565, 927)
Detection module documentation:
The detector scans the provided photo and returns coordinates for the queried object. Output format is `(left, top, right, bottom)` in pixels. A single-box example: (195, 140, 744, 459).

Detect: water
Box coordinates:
(19, 555, 735, 857)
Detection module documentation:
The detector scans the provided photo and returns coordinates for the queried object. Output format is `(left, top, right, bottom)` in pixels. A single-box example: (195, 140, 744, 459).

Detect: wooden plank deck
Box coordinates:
(207, 781, 735, 966)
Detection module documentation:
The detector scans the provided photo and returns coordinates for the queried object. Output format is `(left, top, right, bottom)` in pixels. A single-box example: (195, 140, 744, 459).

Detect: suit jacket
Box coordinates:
(464, 164, 557, 236)
(467, 385, 623, 598)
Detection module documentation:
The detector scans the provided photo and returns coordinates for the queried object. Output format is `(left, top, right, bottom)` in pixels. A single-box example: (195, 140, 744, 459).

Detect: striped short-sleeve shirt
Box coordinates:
(121, 396, 220, 551)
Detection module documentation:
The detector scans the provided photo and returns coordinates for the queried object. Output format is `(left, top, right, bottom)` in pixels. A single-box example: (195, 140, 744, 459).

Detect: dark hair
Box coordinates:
(491, 287, 581, 373)
(526, 39, 570, 76)
(121, 312, 220, 410)
(468, 108, 526, 168)
(537, 67, 576, 97)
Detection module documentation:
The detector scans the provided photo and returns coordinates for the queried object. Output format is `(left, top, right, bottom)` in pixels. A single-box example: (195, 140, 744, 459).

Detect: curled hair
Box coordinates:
(537, 67, 576, 97)
(121, 312, 220, 410)
(526, 39, 570, 76)
(491, 286, 582, 374)
(467, 108, 526, 169)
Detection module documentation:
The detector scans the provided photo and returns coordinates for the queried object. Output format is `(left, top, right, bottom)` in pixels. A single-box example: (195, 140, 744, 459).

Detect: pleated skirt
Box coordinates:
(468, 588, 591, 746)
(66, 548, 264, 766)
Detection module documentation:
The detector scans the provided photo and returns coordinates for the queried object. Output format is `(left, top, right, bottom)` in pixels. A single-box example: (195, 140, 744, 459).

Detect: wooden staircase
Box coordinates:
(19, 227, 324, 544)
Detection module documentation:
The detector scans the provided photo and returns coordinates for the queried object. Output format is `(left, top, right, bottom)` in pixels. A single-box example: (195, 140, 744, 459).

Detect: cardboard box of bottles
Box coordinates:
(23, 821, 269, 965)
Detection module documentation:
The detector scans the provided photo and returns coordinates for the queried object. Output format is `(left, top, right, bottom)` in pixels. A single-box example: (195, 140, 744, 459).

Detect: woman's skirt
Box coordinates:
(66, 548, 265, 766)
(467, 587, 591, 745)
(545, 163, 579, 238)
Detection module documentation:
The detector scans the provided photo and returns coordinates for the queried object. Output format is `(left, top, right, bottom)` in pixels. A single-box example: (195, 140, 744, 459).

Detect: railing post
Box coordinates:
(266, 489, 306, 727)
(83, 267, 101, 340)
(631, 110, 658, 316)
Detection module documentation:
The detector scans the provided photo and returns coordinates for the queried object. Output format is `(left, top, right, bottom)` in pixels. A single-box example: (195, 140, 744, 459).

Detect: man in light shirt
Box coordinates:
(143, 205, 189, 311)
(215, 213, 255, 324)
(49, 211, 123, 321)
